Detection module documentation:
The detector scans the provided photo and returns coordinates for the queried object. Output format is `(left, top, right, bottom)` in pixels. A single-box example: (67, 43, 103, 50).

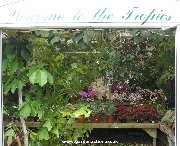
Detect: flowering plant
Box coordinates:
(78, 84, 97, 101)
(79, 91, 97, 98)
(111, 80, 166, 104)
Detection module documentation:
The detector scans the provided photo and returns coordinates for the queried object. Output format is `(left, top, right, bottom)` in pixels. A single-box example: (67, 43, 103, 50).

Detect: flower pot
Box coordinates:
(106, 116, 115, 123)
(77, 116, 85, 123)
(92, 115, 100, 123)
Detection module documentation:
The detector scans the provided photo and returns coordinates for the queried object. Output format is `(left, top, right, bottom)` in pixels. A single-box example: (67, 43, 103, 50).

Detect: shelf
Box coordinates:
(3, 121, 159, 129)
(73, 123, 160, 129)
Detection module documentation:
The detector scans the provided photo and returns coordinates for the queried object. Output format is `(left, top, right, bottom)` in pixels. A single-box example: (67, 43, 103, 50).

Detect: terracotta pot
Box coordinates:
(77, 116, 85, 123)
(106, 116, 115, 123)
(92, 115, 100, 123)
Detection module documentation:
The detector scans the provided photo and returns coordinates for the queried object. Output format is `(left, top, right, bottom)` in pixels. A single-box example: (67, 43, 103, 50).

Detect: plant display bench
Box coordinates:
(74, 123, 160, 146)
(3, 121, 160, 146)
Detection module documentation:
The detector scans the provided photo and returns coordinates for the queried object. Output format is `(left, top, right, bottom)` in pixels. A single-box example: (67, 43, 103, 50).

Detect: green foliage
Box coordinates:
(103, 101, 117, 116)
(5, 127, 15, 145)
(19, 101, 32, 119)
(28, 69, 53, 87)
(90, 100, 103, 115)
(3, 28, 175, 145)
(73, 104, 91, 118)
(38, 127, 50, 140)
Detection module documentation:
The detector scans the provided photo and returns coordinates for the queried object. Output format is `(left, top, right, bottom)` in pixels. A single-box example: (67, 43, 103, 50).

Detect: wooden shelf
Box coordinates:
(74, 123, 160, 128)
(3, 121, 159, 128)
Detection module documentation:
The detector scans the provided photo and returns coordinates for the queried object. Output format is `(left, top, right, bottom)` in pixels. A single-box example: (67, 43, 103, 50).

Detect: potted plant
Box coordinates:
(74, 101, 91, 123)
(103, 100, 117, 123)
(90, 99, 102, 123)
(116, 103, 129, 123)
(130, 103, 159, 123)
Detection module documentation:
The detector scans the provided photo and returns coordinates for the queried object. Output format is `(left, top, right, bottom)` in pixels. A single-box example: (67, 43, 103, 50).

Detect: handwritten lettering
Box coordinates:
(122, 7, 171, 25)
(73, 9, 84, 21)
(93, 8, 113, 21)
(9, 9, 64, 22)
(7, 7, 172, 25)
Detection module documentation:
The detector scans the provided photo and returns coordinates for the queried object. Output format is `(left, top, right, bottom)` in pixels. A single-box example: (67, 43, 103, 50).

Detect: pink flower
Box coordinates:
(79, 92, 88, 97)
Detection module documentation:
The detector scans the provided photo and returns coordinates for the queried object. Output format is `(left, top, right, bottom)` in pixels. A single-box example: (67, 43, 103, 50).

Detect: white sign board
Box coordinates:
(0, 0, 180, 28)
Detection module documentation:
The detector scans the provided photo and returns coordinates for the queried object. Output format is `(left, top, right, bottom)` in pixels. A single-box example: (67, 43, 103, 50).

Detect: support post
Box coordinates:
(143, 128, 157, 146)
(0, 30, 3, 146)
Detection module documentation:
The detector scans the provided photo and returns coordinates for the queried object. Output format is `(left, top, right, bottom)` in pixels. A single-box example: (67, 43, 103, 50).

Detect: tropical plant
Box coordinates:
(130, 103, 159, 122)
(90, 99, 103, 115)
(116, 103, 130, 122)
(103, 100, 117, 116)
(74, 101, 92, 118)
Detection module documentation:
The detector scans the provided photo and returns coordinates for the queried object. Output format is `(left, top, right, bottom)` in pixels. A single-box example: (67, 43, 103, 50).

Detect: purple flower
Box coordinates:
(79, 91, 97, 98)
(79, 92, 88, 98)
(88, 91, 97, 97)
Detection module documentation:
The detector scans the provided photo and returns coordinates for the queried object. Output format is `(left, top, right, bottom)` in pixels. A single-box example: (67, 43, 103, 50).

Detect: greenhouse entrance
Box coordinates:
(0, 0, 179, 146)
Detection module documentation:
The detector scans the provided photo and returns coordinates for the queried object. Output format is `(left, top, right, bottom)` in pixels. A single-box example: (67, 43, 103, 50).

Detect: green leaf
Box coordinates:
(5, 128, 15, 145)
(35, 30, 49, 38)
(83, 33, 91, 43)
(71, 63, 78, 69)
(8, 60, 18, 74)
(19, 103, 31, 119)
(2, 59, 8, 71)
(67, 74, 72, 81)
(47, 72, 53, 85)
(10, 80, 18, 93)
(21, 48, 31, 60)
(73, 106, 91, 118)
(19, 101, 28, 111)
(36, 38, 48, 46)
(29, 69, 50, 86)
(4, 83, 12, 95)
(37, 110, 43, 119)
(29, 131, 37, 140)
(4, 45, 16, 59)
(36, 70, 48, 87)
(43, 120, 52, 131)
(30, 104, 37, 117)
(74, 32, 83, 43)
(29, 71, 37, 84)
(17, 80, 25, 91)
(50, 36, 60, 45)
(54, 53, 64, 63)
(52, 127, 59, 138)
(60, 111, 72, 117)
(38, 127, 50, 140)
(141, 31, 151, 38)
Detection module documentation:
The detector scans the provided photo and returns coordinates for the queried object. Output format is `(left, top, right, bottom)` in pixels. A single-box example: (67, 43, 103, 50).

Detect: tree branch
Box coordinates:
(18, 90, 28, 146)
